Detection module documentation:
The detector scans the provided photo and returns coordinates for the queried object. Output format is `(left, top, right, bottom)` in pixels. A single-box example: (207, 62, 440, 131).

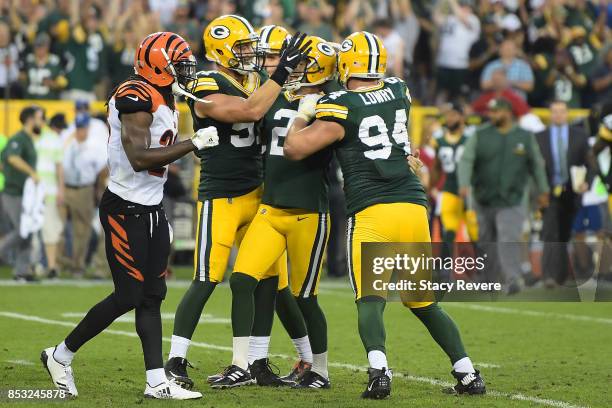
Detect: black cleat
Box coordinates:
(210, 365, 253, 389)
(249, 358, 292, 387)
(445, 370, 486, 395)
(292, 370, 330, 389)
(361, 367, 392, 399)
(281, 360, 312, 383)
(164, 357, 194, 390)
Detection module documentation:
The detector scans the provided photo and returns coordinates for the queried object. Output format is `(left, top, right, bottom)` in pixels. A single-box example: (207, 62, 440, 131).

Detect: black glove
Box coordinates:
(270, 32, 312, 86)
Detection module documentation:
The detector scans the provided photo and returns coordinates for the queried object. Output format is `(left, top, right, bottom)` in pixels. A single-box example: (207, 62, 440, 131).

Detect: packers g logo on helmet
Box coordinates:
(285, 36, 337, 90)
(337, 31, 387, 85)
(203, 15, 263, 74)
(209, 25, 230, 39)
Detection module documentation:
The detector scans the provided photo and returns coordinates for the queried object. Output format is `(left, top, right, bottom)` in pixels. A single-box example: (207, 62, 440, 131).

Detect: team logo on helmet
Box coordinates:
(317, 42, 335, 57)
(340, 39, 353, 52)
(210, 25, 230, 39)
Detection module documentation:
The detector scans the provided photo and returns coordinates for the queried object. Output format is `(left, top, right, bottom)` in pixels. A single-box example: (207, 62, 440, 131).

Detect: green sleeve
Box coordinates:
(527, 132, 550, 194)
(457, 130, 478, 188)
(4, 138, 23, 158)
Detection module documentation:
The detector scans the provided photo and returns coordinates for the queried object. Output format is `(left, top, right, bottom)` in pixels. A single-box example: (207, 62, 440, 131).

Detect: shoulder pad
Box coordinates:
(114, 79, 164, 114)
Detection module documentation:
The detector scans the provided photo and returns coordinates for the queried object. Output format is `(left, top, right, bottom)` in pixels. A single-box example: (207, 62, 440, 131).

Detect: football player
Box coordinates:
(283, 31, 486, 399)
(164, 15, 311, 389)
(431, 102, 478, 257)
(215, 34, 337, 389)
(41, 32, 218, 399)
(253, 24, 314, 383)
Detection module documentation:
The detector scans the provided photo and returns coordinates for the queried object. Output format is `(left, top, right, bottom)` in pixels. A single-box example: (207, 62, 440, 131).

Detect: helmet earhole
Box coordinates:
(217, 49, 224, 55)
(154, 67, 162, 74)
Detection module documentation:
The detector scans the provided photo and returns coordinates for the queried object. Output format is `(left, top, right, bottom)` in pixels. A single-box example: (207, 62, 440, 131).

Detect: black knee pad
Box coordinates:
(140, 295, 163, 311)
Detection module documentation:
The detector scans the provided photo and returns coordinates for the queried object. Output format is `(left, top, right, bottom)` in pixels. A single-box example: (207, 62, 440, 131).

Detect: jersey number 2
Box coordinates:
(148, 130, 176, 177)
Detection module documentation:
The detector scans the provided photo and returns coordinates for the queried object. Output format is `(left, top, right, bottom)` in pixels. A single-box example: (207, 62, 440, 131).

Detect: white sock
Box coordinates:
(146, 368, 167, 387)
(168, 335, 191, 359)
(53, 341, 75, 365)
(232, 337, 250, 370)
(292, 336, 313, 364)
(367, 350, 388, 370)
(247, 336, 270, 365)
(312, 351, 328, 379)
(453, 357, 475, 374)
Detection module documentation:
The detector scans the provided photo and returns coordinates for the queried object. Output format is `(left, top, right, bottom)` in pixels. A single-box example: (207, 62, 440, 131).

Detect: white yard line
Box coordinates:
(59, 312, 230, 324)
(0, 311, 586, 408)
(4, 359, 34, 366)
(444, 303, 612, 325)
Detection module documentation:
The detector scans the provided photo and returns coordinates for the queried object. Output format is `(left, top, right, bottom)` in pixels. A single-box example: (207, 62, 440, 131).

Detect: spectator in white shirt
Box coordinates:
(0, 21, 21, 98)
(61, 113, 107, 277)
(36, 114, 67, 279)
(434, 0, 481, 103)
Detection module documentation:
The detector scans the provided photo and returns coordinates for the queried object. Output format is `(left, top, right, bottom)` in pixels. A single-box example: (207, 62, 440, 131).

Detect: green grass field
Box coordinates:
(1, 267, 611, 408)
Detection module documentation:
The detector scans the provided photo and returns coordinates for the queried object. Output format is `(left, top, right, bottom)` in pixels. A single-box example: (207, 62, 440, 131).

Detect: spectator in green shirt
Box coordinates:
(0, 105, 45, 281)
(458, 98, 549, 294)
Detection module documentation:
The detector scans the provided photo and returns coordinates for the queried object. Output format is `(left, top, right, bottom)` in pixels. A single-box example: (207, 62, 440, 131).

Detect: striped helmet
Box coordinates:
(203, 15, 263, 74)
(257, 25, 290, 55)
(286, 36, 337, 90)
(337, 31, 387, 85)
(134, 32, 196, 89)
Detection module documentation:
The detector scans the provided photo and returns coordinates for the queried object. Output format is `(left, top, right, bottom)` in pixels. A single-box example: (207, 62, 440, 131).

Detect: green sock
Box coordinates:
(229, 272, 259, 337)
(252, 276, 279, 336)
(442, 230, 456, 259)
(276, 287, 308, 339)
(296, 296, 327, 353)
(356, 297, 386, 354)
(173, 280, 217, 339)
(411, 303, 467, 364)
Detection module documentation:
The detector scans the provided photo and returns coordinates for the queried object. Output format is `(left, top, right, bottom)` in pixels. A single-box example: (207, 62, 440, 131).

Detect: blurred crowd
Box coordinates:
(0, 0, 610, 107)
(0, 0, 611, 292)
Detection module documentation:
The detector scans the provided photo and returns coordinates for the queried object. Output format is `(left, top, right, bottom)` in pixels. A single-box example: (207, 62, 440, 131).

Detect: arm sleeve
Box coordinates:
(457, 130, 478, 188)
(4, 138, 23, 157)
(527, 132, 550, 193)
(314, 96, 349, 127)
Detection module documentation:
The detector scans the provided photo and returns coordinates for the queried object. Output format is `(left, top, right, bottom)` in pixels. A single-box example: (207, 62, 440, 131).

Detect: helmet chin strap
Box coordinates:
(161, 48, 212, 104)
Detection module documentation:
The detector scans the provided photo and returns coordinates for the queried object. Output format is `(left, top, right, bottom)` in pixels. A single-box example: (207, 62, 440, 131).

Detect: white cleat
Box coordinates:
(40, 347, 78, 397)
(144, 381, 203, 400)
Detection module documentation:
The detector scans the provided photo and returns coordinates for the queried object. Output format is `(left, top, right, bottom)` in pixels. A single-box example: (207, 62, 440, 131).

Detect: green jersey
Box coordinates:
(23, 53, 64, 99)
(433, 132, 468, 195)
(63, 28, 107, 92)
(315, 77, 427, 215)
(260, 91, 330, 212)
(189, 70, 265, 200)
(1, 131, 37, 196)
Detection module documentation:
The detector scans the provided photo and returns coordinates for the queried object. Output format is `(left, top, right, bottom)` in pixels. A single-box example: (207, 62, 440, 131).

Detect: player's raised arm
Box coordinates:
(284, 95, 344, 160)
(194, 33, 312, 123)
(120, 111, 218, 172)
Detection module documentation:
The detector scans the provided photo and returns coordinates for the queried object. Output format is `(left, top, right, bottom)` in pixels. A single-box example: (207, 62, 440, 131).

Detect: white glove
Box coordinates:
(191, 126, 219, 150)
(296, 94, 321, 122)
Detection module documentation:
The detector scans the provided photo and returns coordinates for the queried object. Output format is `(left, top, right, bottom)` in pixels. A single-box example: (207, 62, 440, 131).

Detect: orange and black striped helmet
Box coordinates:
(134, 32, 197, 91)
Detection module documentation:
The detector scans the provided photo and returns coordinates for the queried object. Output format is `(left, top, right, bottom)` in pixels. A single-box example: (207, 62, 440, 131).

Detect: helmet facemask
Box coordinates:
(161, 48, 198, 98)
(229, 34, 265, 74)
(284, 56, 322, 91)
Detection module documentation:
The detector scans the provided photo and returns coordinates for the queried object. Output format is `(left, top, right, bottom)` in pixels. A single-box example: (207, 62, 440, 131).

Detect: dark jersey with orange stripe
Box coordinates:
(188, 70, 266, 200)
(106, 76, 179, 211)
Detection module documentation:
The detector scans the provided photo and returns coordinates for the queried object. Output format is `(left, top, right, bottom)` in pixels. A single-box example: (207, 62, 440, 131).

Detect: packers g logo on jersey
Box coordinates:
(210, 25, 230, 39)
(337, 31, 387, 85)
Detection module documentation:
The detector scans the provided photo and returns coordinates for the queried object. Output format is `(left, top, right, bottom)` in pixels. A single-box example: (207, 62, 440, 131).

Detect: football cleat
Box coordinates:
(144, 381, 202, 399)
(249, 358, 292, 387)
(281, 360, 312, 383)
(207, 372, 223, 384)
(40, 347, 78, 397)
(361, 367, 392, 399)
(446, 370, 486, 395)
(292, 370, 330, 389)
(210, 365, 253, 389)
(164, 357, 194, 390)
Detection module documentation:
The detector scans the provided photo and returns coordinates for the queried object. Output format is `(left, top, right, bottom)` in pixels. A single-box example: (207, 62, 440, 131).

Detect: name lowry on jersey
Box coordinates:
(358, 88, 395, 105)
